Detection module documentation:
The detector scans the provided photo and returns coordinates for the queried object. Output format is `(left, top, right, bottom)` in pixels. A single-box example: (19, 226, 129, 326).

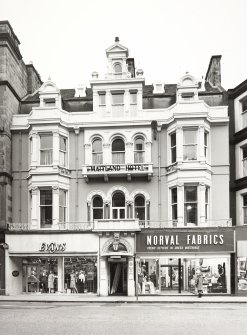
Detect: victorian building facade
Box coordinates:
(4, 35, 234, 297)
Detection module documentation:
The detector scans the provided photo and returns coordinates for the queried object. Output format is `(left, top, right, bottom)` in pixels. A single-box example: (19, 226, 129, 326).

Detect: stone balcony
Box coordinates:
(8, 218, 232, 232)
(82, 163, 153, 182)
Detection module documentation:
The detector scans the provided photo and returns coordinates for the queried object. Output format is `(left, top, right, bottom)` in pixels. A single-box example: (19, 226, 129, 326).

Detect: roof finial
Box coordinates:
(115, 36, 119, 43)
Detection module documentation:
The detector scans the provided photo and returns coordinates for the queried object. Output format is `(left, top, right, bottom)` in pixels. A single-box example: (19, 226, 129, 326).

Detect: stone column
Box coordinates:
(53, 131, 59, 167)
(128, 257, 135, 296)
(198, 126, 205, 163)
(145, 141, 152, 164)
(103, 143, 111, 164)
(177, 183, 184, 227)
(30, 131, 38, 169)
(31, 187, 39, 229)
(176, 126, 183, 164)
(99, 257, 108, 296)
(52, 186, 59, 229)
(199, 183, 206, 226)
(126, 142, 133, 164)
(84, 143, 92, 165)
(57, 257, 63, 292)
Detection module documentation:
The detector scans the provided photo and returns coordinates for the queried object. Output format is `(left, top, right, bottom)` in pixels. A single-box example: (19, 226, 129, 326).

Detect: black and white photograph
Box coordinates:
(0, 0, 247, 334)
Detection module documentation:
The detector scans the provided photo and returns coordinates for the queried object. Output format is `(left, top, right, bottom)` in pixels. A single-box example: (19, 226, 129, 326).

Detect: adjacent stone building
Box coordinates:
(0, 21, 42, 294)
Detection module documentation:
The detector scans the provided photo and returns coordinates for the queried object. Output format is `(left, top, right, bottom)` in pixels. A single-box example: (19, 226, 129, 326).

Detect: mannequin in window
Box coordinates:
(78, 271, 85, 293)
(48, 271, 55, 293)
(70, 271, 78, 293)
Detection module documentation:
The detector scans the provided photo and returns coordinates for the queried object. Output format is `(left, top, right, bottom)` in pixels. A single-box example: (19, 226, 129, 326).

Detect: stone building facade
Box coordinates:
(0, 21, 42, 293)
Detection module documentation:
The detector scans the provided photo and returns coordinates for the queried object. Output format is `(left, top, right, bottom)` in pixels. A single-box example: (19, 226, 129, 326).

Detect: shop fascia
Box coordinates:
(136, 230, 235, 253)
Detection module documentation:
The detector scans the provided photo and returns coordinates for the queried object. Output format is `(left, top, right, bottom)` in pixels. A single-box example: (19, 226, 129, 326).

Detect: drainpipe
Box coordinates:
(74, 127, 79, 221)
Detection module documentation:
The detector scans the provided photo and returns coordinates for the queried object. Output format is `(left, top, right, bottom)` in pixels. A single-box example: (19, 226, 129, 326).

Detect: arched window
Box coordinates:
(92, 138, 103, 165)
(112, 138, 125, 164)
(134, 136, 145, 163)
(134, 195, 146, 223)
(92, 195, 103, 220)
(114, 63, 122, 74)
(112, 191, 125, 219)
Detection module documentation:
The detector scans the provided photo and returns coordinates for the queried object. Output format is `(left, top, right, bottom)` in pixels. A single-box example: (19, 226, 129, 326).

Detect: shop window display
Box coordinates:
(22, 258, 58, 293)
(237, 258, 247, 292)
(188, 258, 227, 294)
(64, 257, 97, 294)
(137, 259, 159, 294)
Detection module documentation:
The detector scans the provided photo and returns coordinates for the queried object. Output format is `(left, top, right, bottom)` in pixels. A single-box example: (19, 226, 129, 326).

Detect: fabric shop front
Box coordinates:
(135, 229, 235, 295)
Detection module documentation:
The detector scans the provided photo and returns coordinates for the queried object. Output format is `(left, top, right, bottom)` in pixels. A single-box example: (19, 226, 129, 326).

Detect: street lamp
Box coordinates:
(135, 256, 140, 301)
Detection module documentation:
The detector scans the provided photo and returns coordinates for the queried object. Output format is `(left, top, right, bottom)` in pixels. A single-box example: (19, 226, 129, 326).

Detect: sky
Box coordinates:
(1, 0, 247, 90)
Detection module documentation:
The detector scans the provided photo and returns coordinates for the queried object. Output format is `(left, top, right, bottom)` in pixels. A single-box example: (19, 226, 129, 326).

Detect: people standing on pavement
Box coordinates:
(196, 273, 203, 298)
(48, 271, 55, 293)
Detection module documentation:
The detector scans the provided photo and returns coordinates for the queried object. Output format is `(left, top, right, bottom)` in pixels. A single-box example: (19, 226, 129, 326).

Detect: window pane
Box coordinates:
(243, 147, 247, 159)
(242, 99, 247, 111)
(120, 209, 125, 219)
(92, 139, 102, 153)
(59, 190, 66, 206)
(183, 145, 197, 160)
(204, 132, 208, 146)
(60, 137, 67, 151)
(40, 190, 52, 205)
(184, 204, 197, 224)
(172, 205, 177, 220)
(40, 150, 53, 165)
(243, 160, 247, 177)
(112, 152, 125, 164)
(112, 94, 124, 104)
(171, 147, 176, 163)
(184, 186, 197, 202)
(113, 209, 118, 219)
(92, 153, 103, 165)
(40, 135, 52, 149)
(112, 192, 125, 207)
(135, 207, 145, 220)
(93, 196, 103, 207)
(171, 133, 176, 146)
(135, 137, 144, 150)
(242, 112, 247, 128)
(184, 130, 197, 144)
(93, 209, 103, 220)
(99, 94, 106, 105)
(243, 194, 247, 206)
(59, 207, 65, 222)
(112, 139, 125, 152)
(41, 206, 52, 225)
(135, 196, 145, 207)
(171, 188, 177, 204)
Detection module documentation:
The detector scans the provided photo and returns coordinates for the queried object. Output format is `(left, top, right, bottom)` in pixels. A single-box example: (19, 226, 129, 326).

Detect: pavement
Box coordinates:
(0, 293, 246, 303)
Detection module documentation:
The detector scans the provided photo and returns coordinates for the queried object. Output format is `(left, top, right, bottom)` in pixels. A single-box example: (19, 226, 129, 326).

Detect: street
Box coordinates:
(0, 302, 246, 335)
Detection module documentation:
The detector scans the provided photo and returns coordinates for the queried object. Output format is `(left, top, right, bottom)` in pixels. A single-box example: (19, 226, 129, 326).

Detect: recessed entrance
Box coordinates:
(109, 258, 127, 295)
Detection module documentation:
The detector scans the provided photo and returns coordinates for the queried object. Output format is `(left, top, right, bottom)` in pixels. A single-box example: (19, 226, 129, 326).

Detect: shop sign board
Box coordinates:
(136, 230, 235, 253)
(39, 242, 66, 253)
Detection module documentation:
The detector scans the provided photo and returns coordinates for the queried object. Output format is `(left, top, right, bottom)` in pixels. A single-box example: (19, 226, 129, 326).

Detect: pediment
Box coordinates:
(106, 42, 129, 56)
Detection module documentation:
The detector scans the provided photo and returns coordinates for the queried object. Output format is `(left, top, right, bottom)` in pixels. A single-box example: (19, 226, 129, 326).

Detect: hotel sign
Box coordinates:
(136, 230, 235, 253)
(87, 164, 149, 172)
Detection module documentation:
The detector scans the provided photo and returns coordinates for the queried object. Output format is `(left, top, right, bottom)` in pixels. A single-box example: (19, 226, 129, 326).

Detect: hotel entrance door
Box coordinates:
(109, 258, 127, 295)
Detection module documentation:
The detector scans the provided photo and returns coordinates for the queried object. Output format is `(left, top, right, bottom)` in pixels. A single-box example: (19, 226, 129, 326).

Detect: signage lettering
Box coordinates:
(136, 230, 234, 253)
(87, 164, 148, 173)
(39, 242, 66, 253)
